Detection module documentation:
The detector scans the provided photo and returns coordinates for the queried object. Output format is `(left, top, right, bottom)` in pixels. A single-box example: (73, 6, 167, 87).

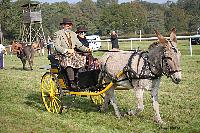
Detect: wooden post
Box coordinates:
(107, 41, 110, 50)
(189, 37, 192, 56)
(131, 39, 133, 50)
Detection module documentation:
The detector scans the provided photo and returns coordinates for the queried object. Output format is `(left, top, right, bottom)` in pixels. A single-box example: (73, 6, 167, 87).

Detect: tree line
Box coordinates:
(0, 0, 199, 44)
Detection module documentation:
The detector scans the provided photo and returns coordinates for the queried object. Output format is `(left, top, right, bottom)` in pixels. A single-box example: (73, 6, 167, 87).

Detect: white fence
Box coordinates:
(94, 35, 200, 56)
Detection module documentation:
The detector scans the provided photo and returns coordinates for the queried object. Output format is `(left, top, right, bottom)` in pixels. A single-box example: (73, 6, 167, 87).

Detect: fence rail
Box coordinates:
(93, 35, 200, 56)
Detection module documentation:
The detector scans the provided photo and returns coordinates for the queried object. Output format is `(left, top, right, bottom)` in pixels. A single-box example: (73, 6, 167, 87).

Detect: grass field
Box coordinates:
(0, 40, 200, 132)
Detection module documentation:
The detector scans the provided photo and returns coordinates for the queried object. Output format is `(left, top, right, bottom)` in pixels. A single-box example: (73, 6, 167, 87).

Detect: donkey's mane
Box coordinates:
(148, 41, 160, 51)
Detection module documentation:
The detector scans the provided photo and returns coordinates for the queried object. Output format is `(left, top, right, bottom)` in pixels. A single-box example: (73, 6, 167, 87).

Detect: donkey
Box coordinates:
(11, 41, 36, 70)
(98, 28, 181, 125)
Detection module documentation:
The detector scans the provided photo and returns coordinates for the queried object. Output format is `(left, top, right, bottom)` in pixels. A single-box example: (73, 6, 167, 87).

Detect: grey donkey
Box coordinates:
(98, 28, 181, 125)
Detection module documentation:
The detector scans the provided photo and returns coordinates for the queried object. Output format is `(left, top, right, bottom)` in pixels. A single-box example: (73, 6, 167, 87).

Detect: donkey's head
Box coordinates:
(155, 28, 181, 84)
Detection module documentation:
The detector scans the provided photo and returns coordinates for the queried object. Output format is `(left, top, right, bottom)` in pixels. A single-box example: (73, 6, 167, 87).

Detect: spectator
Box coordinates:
(0, 43, 5, 69)
(47, 35, 53, 55)
(110, 30, 119, 51)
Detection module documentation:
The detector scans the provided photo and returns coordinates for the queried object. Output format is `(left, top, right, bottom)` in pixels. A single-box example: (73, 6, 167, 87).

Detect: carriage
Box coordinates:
(40, 52, 123, 114)
(40, 28, 181, 125)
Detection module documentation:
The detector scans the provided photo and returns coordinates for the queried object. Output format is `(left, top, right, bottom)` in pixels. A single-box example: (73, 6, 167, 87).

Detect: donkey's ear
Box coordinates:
(170, 27, 177, 46)
(154, 30, 168, 46)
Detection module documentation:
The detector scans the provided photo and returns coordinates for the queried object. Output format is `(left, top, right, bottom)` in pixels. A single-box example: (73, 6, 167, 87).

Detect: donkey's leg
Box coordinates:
(151, 78, 165, 124)
(101, 84, 121, 118)
(27, 55, 33, 70)
(29, 49, 35, 70)
(29, 57, 34, 70)
(109, 85, 121, 118)
(21, 57, 26, 70)
(101, 89, 110, 112)
(128, 88, 144, 116)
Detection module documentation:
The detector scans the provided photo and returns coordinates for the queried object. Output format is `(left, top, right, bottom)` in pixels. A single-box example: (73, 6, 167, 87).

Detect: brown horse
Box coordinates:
(11, 41, 36, 70)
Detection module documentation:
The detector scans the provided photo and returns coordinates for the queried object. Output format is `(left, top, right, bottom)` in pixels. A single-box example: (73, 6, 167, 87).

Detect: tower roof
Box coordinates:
(21, 2, 40, 8)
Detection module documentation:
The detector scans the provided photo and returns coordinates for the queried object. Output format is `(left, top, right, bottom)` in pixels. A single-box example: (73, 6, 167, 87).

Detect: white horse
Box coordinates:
(99, 28, 181, 125)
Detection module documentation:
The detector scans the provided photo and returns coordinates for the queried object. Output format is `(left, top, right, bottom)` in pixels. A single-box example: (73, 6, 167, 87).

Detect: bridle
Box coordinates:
(161, 43, 181, 78)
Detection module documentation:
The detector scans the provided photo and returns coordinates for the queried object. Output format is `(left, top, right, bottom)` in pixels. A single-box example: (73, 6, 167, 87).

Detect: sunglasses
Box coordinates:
(79, 32, 86, 35)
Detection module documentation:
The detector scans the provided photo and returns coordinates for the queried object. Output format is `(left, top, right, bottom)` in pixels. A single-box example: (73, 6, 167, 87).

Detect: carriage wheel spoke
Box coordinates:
(53, 99, 59, 113)
(41, 86, 50, 94)
(42, 81, 51, 92)
(53, 96, 61, 103)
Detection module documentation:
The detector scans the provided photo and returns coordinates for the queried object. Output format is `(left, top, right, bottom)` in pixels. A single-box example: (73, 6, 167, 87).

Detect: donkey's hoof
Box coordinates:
(23, 67, 29, 71)
(127, 109, 136, 116)
(100, 107, 107, 113)
(116, 114, 122, 119)
(154, 117, 166, 126)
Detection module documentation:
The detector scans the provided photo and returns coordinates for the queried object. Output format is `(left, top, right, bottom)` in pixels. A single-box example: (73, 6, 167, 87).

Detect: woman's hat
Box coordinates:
(60, 18, 73, 25)
(76, 26, 88, 33)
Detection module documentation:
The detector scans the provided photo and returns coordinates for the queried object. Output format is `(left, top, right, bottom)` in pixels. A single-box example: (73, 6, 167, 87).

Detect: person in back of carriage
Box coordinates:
(76, 26, 95, 68)
(53, 18, 91, 89)
(76, 26, 89, 48)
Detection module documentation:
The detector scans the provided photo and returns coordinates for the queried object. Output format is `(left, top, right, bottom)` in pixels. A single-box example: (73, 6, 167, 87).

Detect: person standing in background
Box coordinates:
(0, 43, 5, 69)
(47, 35, 53, 55)
(110, 30, 119, 51)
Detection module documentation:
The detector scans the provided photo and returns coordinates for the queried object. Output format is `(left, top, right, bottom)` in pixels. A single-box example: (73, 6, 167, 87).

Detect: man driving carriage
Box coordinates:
(53, 18, 91, 89)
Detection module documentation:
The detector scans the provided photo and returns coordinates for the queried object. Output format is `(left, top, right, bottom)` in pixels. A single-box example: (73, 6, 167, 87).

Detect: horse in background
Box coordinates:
(99, 28, 181, 125)
(11, 41, 37, 70)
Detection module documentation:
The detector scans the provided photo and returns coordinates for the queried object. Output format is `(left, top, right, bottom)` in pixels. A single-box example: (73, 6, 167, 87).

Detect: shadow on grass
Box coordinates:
(11, 67, 32, 71)
(24, 91, 46, 111)
(61, 95, 103, 113)
(24, 91, 105, 113)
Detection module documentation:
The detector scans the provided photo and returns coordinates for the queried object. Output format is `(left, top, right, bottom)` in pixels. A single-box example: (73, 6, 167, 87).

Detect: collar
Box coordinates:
(63, 29, 71, 33)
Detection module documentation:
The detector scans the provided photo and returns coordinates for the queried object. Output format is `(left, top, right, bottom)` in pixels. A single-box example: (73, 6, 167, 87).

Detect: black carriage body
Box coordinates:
(48, 54, 100, 91)
(77, 69, 100, 89)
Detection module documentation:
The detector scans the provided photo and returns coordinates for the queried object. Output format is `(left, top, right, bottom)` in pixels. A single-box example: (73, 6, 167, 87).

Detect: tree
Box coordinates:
(97, 0, 118, 8)
(177, 0, 200, 32)
(164, 6, 189, 33)
(75, 0, 98, 33)
(143, 3, 166, 34)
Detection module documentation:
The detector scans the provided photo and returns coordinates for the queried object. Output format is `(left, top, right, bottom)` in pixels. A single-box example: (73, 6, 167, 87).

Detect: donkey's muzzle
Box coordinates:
(170, 71, 181, 84)
(174, 77, 181, 84)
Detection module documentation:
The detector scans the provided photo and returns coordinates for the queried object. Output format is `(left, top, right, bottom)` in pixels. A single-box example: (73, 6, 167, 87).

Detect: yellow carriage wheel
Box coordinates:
(40, 72, 64, 113)
(90, 93, 105, 105)
(90, 78, 107, 105)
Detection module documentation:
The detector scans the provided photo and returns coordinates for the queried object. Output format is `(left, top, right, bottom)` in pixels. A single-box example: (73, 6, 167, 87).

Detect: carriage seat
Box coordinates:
(48, 54, 59, 66)
(48, 54, 62, 74)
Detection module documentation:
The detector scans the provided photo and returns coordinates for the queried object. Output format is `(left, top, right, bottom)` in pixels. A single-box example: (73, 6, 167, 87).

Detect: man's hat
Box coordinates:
(76, 26, 88, 33)
(60, 18, 73, 25)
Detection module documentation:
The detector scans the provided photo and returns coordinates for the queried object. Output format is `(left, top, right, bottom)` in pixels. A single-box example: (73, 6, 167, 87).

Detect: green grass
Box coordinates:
(0, 41, 200, 132)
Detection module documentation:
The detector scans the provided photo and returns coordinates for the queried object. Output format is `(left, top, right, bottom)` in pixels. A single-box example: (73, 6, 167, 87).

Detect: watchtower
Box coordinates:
(20, 2, 45, 44)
